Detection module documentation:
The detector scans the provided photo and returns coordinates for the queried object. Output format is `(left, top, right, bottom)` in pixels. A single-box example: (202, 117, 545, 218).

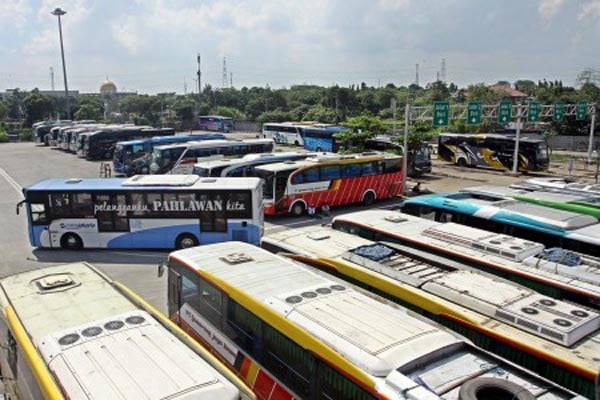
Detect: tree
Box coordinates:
(338, 115, 388, 151)
(23, 90, 55, 126)
(514, 80, 536, 96)
(302, 105, 336, 123)
(215, 106, 245, 120)
(576, 68, 600, 87)
(0, 101, 8, 121)
(74, 103, 102, 120)
(172, 97, 196, 128)
(466, 84, 501, 104)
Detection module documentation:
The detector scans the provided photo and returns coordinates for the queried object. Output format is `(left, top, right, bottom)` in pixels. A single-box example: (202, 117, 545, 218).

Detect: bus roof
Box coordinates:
(116, 133, 225, 147)
(0, 262, 240, 399)
(25, 175, 261, 192)
(193, 152, 313, 169)
(253, 152, 400, 173)
(461, 185, 591, 203)
(439, 132, 544, 143)
(171, 242, 461, 378)
(154, 138, 273, 151)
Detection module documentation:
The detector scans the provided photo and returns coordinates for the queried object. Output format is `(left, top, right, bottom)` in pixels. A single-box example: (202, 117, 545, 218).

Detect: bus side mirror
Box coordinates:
(16, 200, 25, 215)
(157, 258, 166, 278)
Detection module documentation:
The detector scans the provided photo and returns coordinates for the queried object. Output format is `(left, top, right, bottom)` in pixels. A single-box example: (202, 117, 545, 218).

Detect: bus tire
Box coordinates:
(316, 147, 322, 152)
(458, 378, 535, 400)
(140, 166, 149, 175)
(291, 202, 306, 217)
(176, 233, 198, 249)
(457, 158, 467, 167)
(294, 140, 300, 146)
(362, 191, 375, 206)
(61, 233, 83, 250)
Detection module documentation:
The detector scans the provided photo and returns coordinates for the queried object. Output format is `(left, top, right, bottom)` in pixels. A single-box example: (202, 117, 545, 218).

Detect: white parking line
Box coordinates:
(0, 167, 23, 195)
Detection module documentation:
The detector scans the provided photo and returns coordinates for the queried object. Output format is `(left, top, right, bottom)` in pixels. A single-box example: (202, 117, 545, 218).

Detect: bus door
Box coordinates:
(167, 267, 182, 319)
(94, 194, 131, 247)
(274, 171, 290, 213)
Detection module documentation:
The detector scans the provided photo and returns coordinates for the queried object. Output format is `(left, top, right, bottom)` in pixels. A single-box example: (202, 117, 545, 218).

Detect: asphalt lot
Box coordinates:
(0, 139, 592, 313)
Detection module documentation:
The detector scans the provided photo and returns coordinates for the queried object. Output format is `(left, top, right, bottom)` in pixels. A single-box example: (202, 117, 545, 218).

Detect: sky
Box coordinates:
(1, 0, 600, 94)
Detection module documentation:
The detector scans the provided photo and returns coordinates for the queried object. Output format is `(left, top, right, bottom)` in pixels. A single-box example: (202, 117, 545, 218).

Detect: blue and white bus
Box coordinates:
(301, 125, 347, 152)
(18, 175, 263, 250)
(262, 123, 305, 146)
(113, 133, 226, 176)
(198, 115, 234, 133)
(399, 192, 600, 256)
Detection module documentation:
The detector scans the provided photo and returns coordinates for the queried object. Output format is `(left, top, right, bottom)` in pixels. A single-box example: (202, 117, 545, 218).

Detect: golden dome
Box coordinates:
(100, 79, 117, 93)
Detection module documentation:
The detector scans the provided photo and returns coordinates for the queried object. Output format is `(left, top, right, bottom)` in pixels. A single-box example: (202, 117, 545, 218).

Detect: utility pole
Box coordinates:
(51, 7, 70, 119)
(196, 54, 202, 101)
(587, 105, 597, 164)
(403, 103, 410, 189)
(230, 72, 233, 88)
(183, 77, 187, 94)
(511, 104, 523, 175)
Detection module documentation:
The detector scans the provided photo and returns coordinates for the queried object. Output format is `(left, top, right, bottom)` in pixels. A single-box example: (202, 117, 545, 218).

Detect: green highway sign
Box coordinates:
(528, 101, 540, 122)
(498, 101, 512, 123)
(554, 102, 565, 122)
(467, 101, 481, 125)
(576, 102, 588, 121)
(433, 101, 450, 127)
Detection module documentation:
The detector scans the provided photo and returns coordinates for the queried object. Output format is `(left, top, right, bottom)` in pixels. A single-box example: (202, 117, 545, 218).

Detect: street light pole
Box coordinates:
(51, 7, 70, 119)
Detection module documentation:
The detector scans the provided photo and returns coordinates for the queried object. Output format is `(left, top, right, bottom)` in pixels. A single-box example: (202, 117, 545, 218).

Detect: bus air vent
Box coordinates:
(126, 315, 146, 325)
(221, 252, 254, 265)
(330, 284, 346, 291)
(35, 273, 77, 292)
(58, 333, 80, 346)
(383, 215, 407, 223)
(82, 326, 103, 337)
(286, 295, 303, 304)
(65, 178, 82, 184)
(308, 232, 330, 241)
(200, 178, 217, 183)
(104, 320, 125, 331)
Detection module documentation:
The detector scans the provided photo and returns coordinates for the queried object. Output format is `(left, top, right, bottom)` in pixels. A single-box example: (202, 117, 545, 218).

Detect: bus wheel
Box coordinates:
(316, 147, 322, 152)
(458, 378, 534, 400)
(176, 234, 198, 249)
(61, 233, 83, 250)
(140, 166, 149, 174)
(362, 191, 375, 206)
(457, 158, 467, 167)
(291, 202, 306, 217)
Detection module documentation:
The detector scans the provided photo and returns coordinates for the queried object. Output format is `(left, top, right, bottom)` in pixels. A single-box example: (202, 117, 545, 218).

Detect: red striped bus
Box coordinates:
(252, 152, 404, 216)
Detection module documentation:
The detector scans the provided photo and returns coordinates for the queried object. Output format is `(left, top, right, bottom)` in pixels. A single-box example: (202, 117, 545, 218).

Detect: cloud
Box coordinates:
(378, 0, 410, 10)
(0, 0, 30, 30)
(579, 0, 600, 20)
(111, 16, 144, 55)
(538, 0, 565, 23)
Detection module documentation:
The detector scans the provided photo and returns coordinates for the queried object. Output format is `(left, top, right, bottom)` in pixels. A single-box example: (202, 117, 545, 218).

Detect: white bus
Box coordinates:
(262, 122, 305, 146)
(192, 151, 317, 177)
(262, 225, 600, 398)
(18, 175, 264, 249)
(150, 138, 275, 174)
(0, 262, 255, 400)
(163, 242, 581, 399)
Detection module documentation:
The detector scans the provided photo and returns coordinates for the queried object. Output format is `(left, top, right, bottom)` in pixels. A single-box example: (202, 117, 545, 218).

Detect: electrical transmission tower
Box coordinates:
(415, 63, 419, 87)
(222, 57, 228, 88)
(50, 67, 55, 91)
(441, 58, 446, 83)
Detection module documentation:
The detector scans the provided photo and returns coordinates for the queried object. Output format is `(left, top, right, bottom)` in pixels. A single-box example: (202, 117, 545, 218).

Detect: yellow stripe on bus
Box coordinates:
(5, 305, 64, 400)
(172, 255, 379, 394)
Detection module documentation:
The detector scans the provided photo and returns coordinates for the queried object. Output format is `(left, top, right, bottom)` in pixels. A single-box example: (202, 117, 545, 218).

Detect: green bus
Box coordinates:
(460, 185, 600, 219)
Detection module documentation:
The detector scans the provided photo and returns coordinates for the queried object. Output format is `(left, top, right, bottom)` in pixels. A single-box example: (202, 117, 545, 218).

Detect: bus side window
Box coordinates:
(435, 211, 453, 223)
(7, 330, 17, 378)
(317, 360, 375, 400)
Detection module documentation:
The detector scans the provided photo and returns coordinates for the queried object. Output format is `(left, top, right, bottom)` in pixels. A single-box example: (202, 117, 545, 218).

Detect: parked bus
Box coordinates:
(150, 138, 274, 174)
(113, 133, 226, 176)
(262, 122, 305, 146)
(162, 242, 581, 400)
(302, 125, 347, 152)
(198, 115, 234, 132)
(437, 133, 550, 172)
(460, 185, 600, 219)
(252, 152, 404, 216)
(262, 225, 600, 397)
(0, 262, 255, 400)
(193, 151, 317, 178)
(512, 177, 600, 197)
(33, 120, 72, 144)
(17, 175, 263, 250)
(84, 127, 174, 160)
(365, 135, 433, 177)
(398, 192, 600, 256)
(331, 209, 600, 309)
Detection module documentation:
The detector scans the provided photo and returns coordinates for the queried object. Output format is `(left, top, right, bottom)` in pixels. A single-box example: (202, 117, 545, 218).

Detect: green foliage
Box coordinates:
(302, 105, 336, 124)
(0, 101, 8, 121)
(18, 129, 34, 141)
(74, 103, 102, 121)
(0, 130, 9, 142)
(172, 97, 196, 124)
(256, 109, 293, 125)
(23, 90, 55, 126)
(338, 115, 389, 151)
(215, 106, 245, 120)
(466, 84, 501, 104)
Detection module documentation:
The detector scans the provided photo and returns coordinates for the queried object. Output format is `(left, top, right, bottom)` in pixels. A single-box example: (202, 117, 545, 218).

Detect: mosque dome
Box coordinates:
(100, 79, 117, 94)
